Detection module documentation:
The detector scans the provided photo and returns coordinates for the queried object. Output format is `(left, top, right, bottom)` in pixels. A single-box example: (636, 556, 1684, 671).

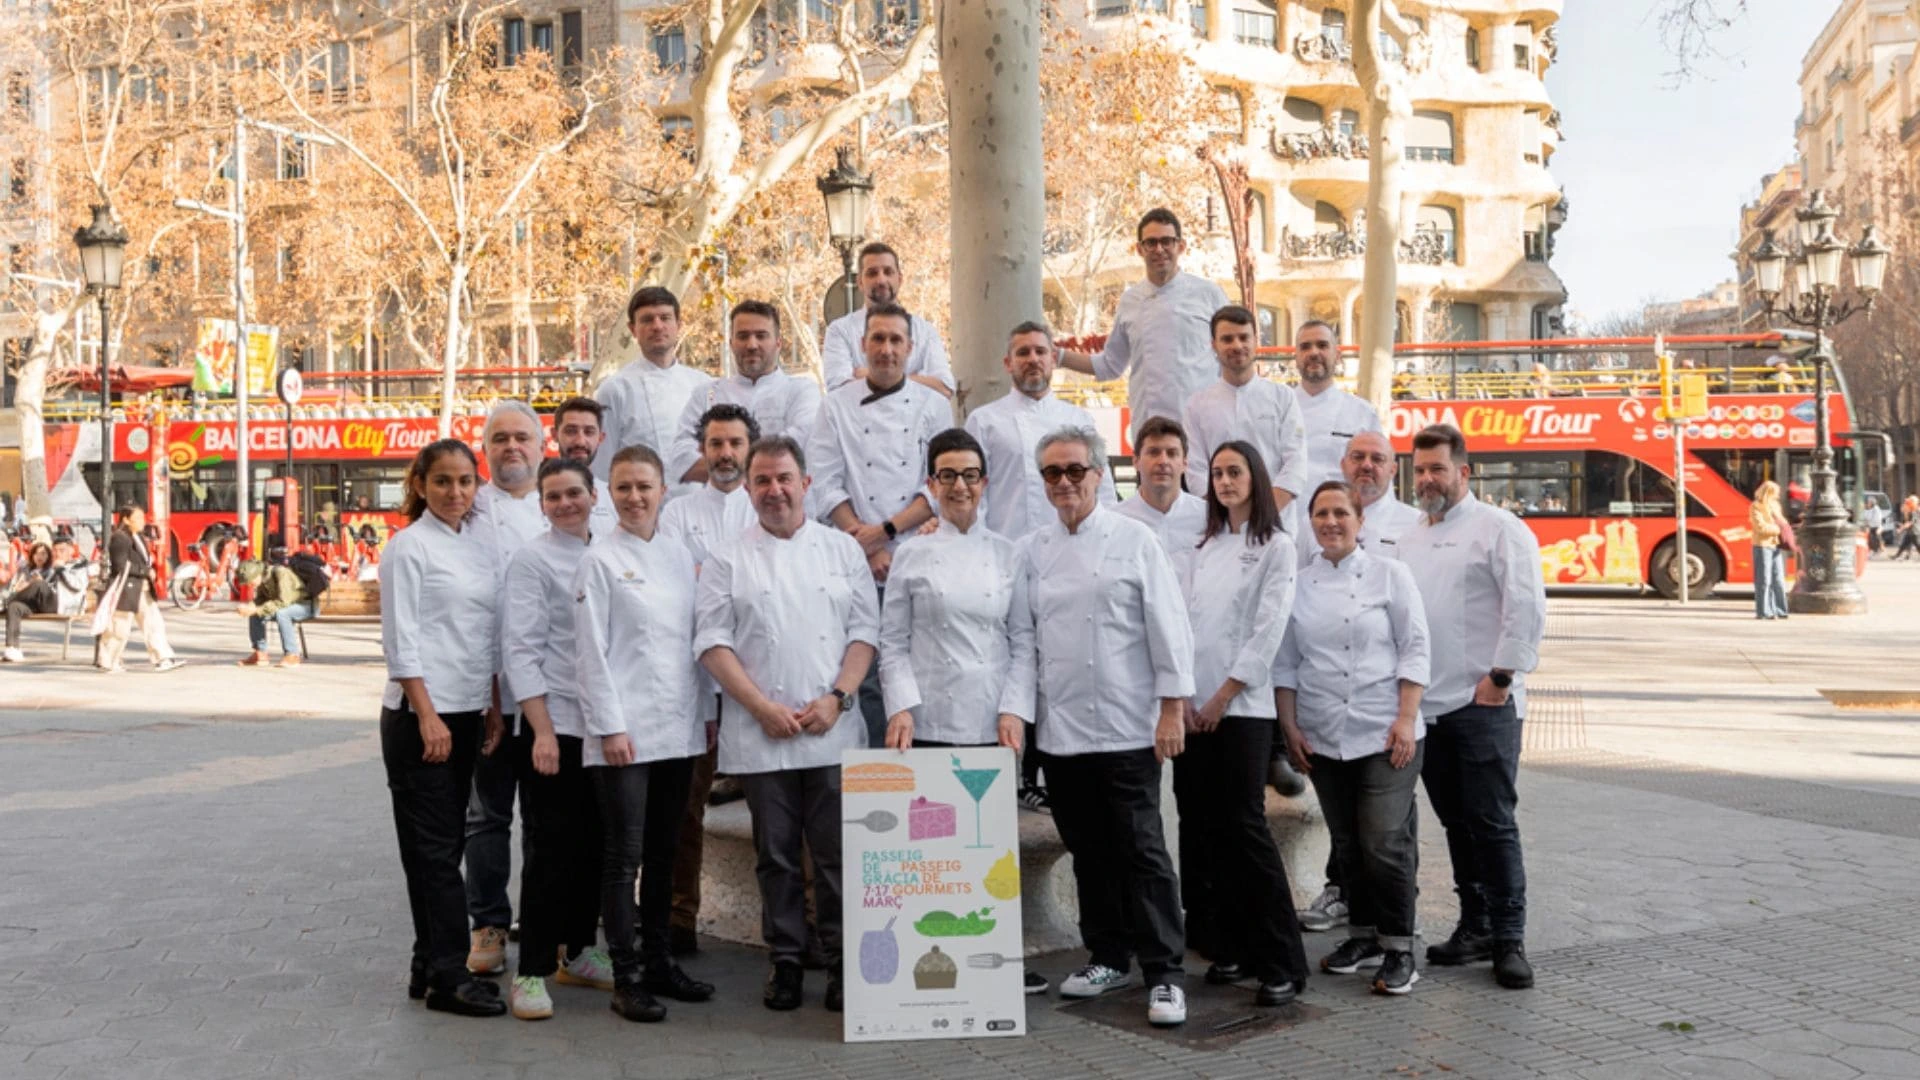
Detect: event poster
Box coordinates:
(841, 747, 1026, 1043)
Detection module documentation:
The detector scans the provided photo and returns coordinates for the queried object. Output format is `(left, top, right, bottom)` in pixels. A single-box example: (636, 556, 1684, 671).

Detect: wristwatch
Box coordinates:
(1488, 670, 1514, 690)
(831, 688, 856, 713)
(882, 520, 898, 541)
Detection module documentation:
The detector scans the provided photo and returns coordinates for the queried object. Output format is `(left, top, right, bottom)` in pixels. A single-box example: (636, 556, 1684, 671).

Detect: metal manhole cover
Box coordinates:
(1057, 982, 1327, 1048)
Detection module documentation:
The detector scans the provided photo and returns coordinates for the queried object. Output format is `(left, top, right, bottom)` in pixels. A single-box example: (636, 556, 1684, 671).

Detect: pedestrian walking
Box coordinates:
(96, 505, 184, 674)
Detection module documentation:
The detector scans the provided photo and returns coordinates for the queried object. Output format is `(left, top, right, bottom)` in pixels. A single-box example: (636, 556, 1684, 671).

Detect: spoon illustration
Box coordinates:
(844, 810, 899, 832)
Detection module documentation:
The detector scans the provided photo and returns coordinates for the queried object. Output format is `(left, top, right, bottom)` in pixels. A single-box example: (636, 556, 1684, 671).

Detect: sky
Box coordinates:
(1547, 0, 1842, 325)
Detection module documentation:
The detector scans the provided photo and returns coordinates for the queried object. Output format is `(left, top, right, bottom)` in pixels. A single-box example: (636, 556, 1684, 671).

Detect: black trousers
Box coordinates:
(381, 705, 482, 992)
(517, 733, 602, 977)
(1309, 744, 1424, 948)
(741, 766, 843, 968)
(1047, 747, 1185, 986)
(464, 718, 527, 931)
(1170, 739, 1216, 946)
(1422, 703, 1527, 939)
(1183, 717, 1309, 984)
(591, 755, 697, 976)
(5, 579, 57, 647)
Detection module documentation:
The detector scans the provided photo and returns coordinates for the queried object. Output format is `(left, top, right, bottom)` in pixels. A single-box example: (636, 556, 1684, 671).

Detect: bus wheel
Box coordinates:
(1650, 535, 1724, 600)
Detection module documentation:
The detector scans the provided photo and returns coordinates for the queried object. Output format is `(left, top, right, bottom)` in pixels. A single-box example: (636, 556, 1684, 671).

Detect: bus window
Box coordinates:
(1583, 450, 1710, 518)
(171, 466, 237, 513)
(1692, 449, 1774, 499)
(1782, 447, 1857, 525)
(340, 465, 409, 512)
(1467, 454, 1580, 516)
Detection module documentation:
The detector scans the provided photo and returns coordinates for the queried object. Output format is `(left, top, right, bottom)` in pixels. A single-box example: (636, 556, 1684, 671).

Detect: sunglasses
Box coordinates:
(1039, 464, 1095, 485)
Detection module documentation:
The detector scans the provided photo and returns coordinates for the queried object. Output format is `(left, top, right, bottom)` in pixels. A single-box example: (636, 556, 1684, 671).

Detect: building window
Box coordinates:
(278, 137, 311, 181)
(7, 157, 27, 202)
(560, 11, 585, 80)
(7, 243, 26, 275)
(1464, 27, 1480, 70)
(1835, 111, 1845, 148)
(502, 17, 528, 66)
(1514, 21, 1532, 70)
(1098, 0, 1169, 15)
(1257, 305, 1283, 347)
(1246, 190, 1267, 252)
(873, 0, 923, 37)
(1524, 204, 1552, 262)
(1212, 87, 1244, 137)
(1407, 109, 1455, 163)
(532, 21, 554, 57)
(1189, 0, 1207, 36)
(1446, 300, 1481, 341)
(1232, 1, 1276, 47)
(1321, 7, 1346, 46)
(1417, 204, 1458, 263)
(1337, 108, 1359, 136)
(653, 26, 687, 71)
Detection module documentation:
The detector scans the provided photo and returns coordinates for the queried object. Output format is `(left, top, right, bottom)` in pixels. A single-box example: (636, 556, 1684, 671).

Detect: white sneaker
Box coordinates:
(154, 658, 185, 673)
(1147, 984, 1187, 1026)
(1, 647, 23, 662)
(1298, 885, 1348, 932)
(555, 946, 615, 991)
(509, 975, 552, 1020)
(1058, 963, 1130, 999)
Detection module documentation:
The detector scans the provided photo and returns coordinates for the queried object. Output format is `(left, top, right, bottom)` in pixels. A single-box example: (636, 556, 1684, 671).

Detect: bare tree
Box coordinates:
(1653, 0, 1749, 82)
(1351, 0, 1422, 413)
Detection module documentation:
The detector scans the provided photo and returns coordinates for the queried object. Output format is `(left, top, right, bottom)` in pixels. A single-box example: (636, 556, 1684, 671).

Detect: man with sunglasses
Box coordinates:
(1018, 426, 1195, 1026)
(805, 301, 954, 746)
(1060, 209, 1228, 441)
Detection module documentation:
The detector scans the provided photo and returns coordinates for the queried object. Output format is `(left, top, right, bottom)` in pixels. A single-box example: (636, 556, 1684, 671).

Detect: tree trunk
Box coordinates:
(1353, 0, 1408, 416)
(941, 0, 1045, 417)
(437, 260, 470, 438)
(14, 293, 89, 531)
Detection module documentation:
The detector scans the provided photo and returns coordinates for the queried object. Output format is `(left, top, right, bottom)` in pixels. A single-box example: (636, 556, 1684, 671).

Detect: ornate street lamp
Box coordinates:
(1750, 188, 1887, 615)
(816, 146, 873, 322)
(74, 203, 129, 547)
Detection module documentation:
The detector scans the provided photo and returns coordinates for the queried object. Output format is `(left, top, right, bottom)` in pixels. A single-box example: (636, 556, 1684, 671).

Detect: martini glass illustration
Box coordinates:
(951, 755, 1001, 849)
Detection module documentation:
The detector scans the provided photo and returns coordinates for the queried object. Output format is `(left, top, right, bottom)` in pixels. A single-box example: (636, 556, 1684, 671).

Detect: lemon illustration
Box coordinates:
(983, 850, 1020, 900)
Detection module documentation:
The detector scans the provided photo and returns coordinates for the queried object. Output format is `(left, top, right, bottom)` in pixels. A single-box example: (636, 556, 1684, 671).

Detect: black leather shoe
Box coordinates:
(610, 983, 667, 1023)
(1426, 923, 1493, 966)
(644, 962, 716, 1003)
(1254, 978, 1300, 1007)
(764, 962, 804, 1011)
(424, 980, 507, 1017)
(1492, 940, 1534, 989)
(1372, 951, 1420, 995)
(408, 961, 428, 1001)
(824, 975, 844, 1013)
(1204, 962, 1245, 985)
(669, 926, 700, 956)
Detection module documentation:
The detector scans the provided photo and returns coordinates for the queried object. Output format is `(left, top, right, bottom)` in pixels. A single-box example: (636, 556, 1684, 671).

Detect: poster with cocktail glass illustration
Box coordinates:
(840, 747, 1026, 1043)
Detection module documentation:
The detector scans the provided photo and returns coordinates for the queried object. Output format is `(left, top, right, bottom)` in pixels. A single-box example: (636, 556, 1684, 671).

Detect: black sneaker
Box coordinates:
(1320, 938, 1385, 974)
(764, 962, 804, 1011)
(610, 982, 667, 1023)
(1371, 951, 1419, 995)
(643, 962, 715, 1003)
(1492, 940, 1534, 989)
(1203, 961, 1246, 985)
(424, 979, 507, 1018)
(1017, 785, 1051, 814)
(1427, 923, 1493, 966)
(1254, 978, 1300, 1007)
(1023, 970, 1049, 995)
(824, 974, 844, 1013)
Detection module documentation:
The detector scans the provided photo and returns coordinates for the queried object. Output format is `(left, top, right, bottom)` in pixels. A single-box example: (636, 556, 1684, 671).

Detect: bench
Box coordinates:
(294, 614, 381, 659)
(698, 776, 1327, 957)
(22, 611, 95, 662)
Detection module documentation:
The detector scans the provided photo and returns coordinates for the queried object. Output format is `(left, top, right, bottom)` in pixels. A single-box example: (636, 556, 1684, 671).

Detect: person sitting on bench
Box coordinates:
(236, 550, 316, 668)
(3, 542, 91, 663)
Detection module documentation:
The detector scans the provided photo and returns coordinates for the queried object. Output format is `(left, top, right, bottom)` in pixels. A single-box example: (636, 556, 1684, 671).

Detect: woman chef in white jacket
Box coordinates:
(1177, 440, 1310, 1009)
(573, 445, 715, 1024)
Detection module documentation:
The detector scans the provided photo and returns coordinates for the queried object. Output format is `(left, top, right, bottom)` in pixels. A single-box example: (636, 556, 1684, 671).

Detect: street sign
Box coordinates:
(276, 366, 303, 407)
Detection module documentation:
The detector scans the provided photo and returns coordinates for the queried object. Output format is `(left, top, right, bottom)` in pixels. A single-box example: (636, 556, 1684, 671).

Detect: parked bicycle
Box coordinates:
(170, 523, 243, 610)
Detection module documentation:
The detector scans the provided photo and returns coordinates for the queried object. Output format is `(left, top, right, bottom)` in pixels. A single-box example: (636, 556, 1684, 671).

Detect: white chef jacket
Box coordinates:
(592, 359, 715, 482)
(658, 483, 754, 567)
(1089, 271, 1228, 435)
(1179, 526, 1297, 720)
(1397, 493, 1547, 718)
(1019, 507, 1195, 756)
(1181, 376, 1310, 508)
(878, 520, 1036, 743)
(502, 529, 592, 737)
(1298, 494, 1422, 567)
(572, 527, 707, 767)
(1113, 491, 1208, 556)
(806, 377, 952, 538)
(1272, 547, 1431, 760)
(963, 390, 1117, 540)
(1294, 384, 1382, 490)
(668, 368, 823, 486)
(379, 511, 499, 713)
(692, 520, 881, 774)
(820, 308, 956, 392)
(472, 483, 545, 710)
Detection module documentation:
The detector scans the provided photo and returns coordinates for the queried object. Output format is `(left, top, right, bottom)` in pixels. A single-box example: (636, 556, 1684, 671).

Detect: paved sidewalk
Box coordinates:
(3, 567, 1919, 1078)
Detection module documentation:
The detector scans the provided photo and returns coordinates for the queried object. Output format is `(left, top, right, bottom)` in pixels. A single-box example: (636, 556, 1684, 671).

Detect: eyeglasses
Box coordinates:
(932, 468, 985, 486)
(1138, 237, 1181, 250)
(1039, 464, 1095, 485)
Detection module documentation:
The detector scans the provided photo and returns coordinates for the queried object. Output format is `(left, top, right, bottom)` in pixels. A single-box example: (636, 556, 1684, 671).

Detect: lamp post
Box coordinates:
(1749, 188, 1889, 615)
(815, 146, 873, 323)
(73, 202, 129, 548)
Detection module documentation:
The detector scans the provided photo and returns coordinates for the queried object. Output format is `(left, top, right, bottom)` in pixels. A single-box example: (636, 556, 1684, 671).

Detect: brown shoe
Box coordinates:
(238, 651, 267, 667)
(277, 654, 303, 668)
(468, 927, 508, 976)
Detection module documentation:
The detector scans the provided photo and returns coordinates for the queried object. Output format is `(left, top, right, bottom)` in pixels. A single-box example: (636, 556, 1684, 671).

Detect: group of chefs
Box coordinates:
(376, 208, 1547, 1033)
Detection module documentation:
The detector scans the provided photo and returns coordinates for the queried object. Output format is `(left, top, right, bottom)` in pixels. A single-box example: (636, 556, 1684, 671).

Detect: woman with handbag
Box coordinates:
(1748, 481, 1791, 620)
(96, 505, 184, 673)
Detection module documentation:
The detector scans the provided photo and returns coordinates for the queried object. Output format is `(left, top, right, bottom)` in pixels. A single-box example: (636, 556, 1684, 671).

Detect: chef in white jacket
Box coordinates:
(499, 458, 612, 1019)
(1113, 416, 1208, 553)
(668, 300, 821, 486)
(1180, 305, 1308, 522)
(1174, 440, 1307, 1009)
(592, 286, 714, 490)
(878, 428, 1035, 750)
(1292, 320, 1383, 489)
(964, 321, 1115, 541)
(1020, 425, 1196, 1028)
(693, 435, 879, 1014)
(1399, 423, 1546, 992)
(817, 242, 955, 396)
(573, 445, 715, 1023)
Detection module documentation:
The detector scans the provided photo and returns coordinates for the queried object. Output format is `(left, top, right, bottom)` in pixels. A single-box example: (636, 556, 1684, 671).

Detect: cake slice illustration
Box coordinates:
(907, 796, 956, 840)
(844, 761, 915, 793)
